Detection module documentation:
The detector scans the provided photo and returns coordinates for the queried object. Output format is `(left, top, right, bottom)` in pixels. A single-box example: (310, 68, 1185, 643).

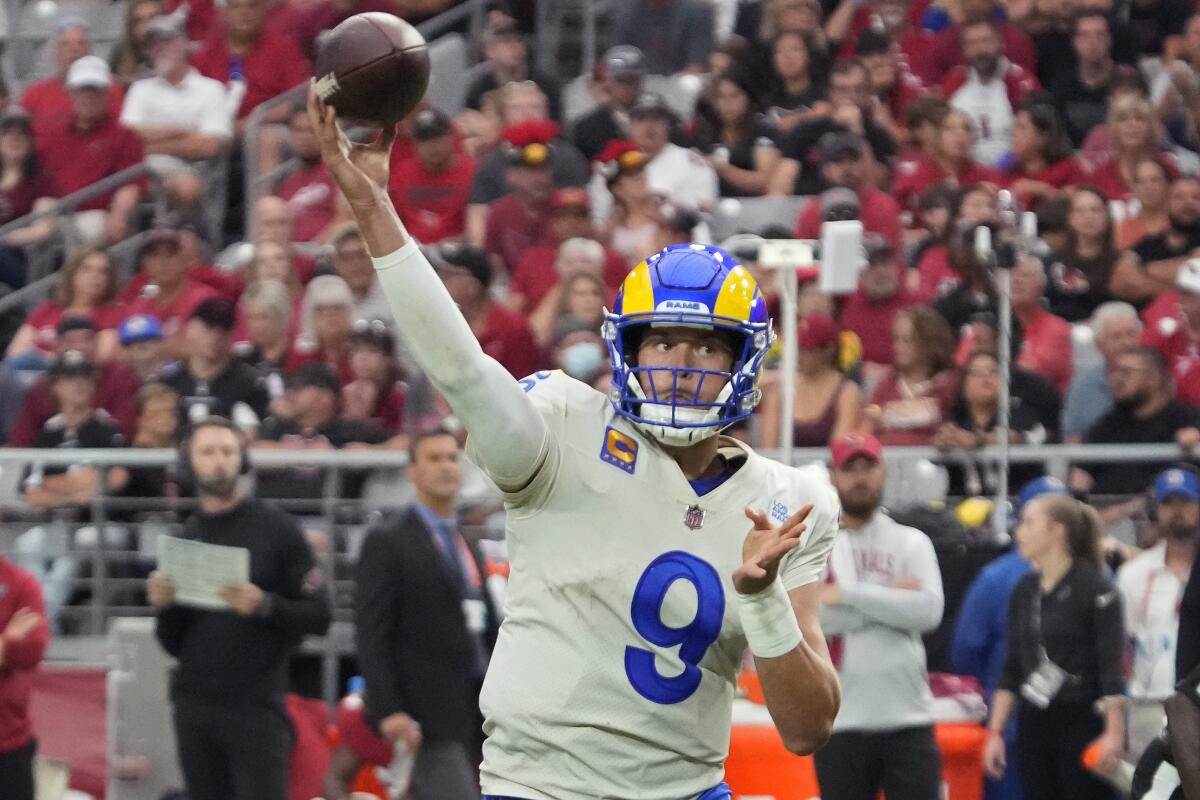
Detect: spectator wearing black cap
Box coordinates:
(119, 15, 232, 216)
(7, 247, 122, 369)
(8, 316, 140, 446)
(117, 227, 221, 354)
(342, 320, 406, 436)
(793, 131, 902, 250)
(482, 127, 559, 275)
(273, 105, 335, 243)
(612, 0, 715, 75)
(161, 298, 270, 429)
(463, 20, 561, 121)
(570, 45, 647, 162)
(0, 110, 58, 288)
(625, 92, 717, 212)
(692, 69, 781, 197)
(432, 243, 538, 380)
(119, 313, 172, 383)
(18, 351, 132, 630)
(388, 108, 477, 245)
(770, 60, 898, 196)
(252, 362, 393, 512)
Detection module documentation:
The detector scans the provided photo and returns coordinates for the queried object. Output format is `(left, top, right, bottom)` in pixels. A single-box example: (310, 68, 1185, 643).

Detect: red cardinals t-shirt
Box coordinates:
(35, 114, 144, 211)
(388, 153, 477, 244)
(277, 161, 338, 242)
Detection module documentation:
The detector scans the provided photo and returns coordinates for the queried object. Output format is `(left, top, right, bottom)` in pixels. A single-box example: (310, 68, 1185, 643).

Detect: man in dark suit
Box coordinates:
(353, 428, 498, 800)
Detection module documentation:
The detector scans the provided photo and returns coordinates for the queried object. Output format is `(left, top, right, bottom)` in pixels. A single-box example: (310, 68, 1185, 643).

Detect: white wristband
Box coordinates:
(737, 577, 803, 659)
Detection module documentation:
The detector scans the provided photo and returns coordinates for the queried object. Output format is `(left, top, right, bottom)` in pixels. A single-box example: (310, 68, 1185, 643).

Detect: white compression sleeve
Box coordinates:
(372, 240, 548, 489)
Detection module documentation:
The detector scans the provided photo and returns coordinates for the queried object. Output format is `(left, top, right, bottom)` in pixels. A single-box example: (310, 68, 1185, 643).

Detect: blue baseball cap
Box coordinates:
(1154, 468, 1200, 503)
(119, 314, 163, 346)
(1016, 476, 1069, 512)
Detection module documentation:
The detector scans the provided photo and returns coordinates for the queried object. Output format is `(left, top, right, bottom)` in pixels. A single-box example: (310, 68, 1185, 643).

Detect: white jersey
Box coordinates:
(473, 371, 840, 800)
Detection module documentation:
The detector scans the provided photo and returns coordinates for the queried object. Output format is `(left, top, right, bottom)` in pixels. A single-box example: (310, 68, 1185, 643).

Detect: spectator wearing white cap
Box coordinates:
(1143, 259, 1200, 406)
(34, 55, 144, 245)
(120, 15, 232, 213)
(19, 17, 124, 123)
(1117, 466, 1199, 756)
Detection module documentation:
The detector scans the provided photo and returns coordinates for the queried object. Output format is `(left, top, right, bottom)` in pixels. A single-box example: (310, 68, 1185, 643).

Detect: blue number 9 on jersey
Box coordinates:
(625, 551, 725, 704)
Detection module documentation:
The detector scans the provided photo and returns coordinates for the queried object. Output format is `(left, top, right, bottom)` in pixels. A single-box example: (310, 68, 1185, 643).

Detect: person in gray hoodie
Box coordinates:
(817, 432, 946, 800)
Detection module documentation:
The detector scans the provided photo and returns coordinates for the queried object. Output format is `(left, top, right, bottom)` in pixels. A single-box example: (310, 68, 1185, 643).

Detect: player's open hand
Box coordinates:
(308, 81, 396, 209)
(733, 505, 813, 596)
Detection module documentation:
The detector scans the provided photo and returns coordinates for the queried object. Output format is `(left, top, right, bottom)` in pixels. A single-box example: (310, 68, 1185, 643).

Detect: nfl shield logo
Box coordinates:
(683, 504, 706, 530)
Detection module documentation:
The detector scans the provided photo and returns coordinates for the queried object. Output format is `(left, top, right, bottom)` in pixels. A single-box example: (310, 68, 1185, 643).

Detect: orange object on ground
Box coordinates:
(726, 709, 988, 800)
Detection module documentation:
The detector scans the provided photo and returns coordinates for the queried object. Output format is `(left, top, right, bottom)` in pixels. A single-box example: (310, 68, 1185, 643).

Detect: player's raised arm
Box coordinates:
(308, 84, 547, 491)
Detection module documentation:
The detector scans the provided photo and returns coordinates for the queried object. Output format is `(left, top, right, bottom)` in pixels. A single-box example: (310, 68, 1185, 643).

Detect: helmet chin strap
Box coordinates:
(627, 376, 731, 447)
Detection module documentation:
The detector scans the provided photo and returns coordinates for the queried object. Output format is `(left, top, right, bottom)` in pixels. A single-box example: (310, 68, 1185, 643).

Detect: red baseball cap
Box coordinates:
(797, 314, 839, 349)
(831, 433, 882, 468)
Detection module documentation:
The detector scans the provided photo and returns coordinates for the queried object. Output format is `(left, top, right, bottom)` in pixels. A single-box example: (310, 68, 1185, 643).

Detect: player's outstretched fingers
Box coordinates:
(744, 506, 772, 529)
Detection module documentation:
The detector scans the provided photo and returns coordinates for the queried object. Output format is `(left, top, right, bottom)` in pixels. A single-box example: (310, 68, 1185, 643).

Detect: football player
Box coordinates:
(308, 84, 842, 800)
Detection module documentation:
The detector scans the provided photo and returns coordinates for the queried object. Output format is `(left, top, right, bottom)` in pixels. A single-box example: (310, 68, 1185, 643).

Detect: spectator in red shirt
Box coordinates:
(342, 321, 405, 435)
(830, 0, 939, 85)
(1115, 156, 1171, 249)
(483, 129, 557, 276)
(0, 558, 49, 800)
(191, 0, 310, 128)
(892, 108, 1003, 220)
(216, 195, 318, 282)
(289, 274, 356, 384)
(1004, 100, 1087, 211)
(840, 235, 921, 369)
(794, 130, 903, 251)
(19, 18, 124, 123)
(121, 222, 241, 304)
(389, 108, 476, 244)
(8, 316, 140, 446)
(525, 238, 610, 347)
(432, 242, 538, 379)
(1142, 259, 1200, 404)
(911, 183, 997, 302)
(275, 106, 336, 242)
(6, 248, 122, 367)
(35, 56, 144, 244)
(1012, 255, 1074, 393)
(509, 187, 627, 315)
(118, 227, 220, 352)
(1091, 93, 1180, 203)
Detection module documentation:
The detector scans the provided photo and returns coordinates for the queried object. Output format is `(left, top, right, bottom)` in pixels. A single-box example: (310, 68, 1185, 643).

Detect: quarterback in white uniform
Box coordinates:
(308, 84, 842, 800)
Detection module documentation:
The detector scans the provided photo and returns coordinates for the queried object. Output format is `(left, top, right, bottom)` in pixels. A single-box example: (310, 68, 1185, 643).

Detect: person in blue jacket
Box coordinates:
(951, 476, 1070, 800)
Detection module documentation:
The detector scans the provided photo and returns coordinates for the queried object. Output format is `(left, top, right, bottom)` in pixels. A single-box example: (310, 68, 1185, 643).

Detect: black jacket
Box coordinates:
(353, 508, 499, 747)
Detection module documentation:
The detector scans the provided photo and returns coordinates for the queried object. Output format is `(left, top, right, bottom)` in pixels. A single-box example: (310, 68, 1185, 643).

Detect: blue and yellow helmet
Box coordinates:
(603, 243, 773, 446)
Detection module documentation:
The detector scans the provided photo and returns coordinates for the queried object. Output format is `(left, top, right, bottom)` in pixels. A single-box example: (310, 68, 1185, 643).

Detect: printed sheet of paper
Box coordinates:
(157, 536, 250, 610)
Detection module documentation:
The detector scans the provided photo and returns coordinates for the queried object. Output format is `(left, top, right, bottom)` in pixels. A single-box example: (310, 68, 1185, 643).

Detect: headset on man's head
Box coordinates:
(176, 415, 251, 485)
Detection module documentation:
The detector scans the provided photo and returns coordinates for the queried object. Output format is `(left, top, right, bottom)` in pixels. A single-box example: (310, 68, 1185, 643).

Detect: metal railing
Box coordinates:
(0, 161, 156, 317)
(0, 440, 1181, 708)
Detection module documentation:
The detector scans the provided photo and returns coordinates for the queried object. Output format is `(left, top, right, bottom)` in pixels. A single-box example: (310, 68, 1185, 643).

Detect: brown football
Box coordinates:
(313, 12, 430, 124)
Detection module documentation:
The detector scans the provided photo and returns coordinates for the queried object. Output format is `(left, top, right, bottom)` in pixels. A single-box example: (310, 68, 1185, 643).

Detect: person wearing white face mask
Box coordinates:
(552, 319, 609, 384)
(119, 15, 232, 212)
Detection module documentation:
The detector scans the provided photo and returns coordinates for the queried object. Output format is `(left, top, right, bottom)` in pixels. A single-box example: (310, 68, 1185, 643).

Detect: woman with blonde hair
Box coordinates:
(983, 494, 1125, 800)
(1092, 93, 1178, 202)
(7, 248, 121, 365)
